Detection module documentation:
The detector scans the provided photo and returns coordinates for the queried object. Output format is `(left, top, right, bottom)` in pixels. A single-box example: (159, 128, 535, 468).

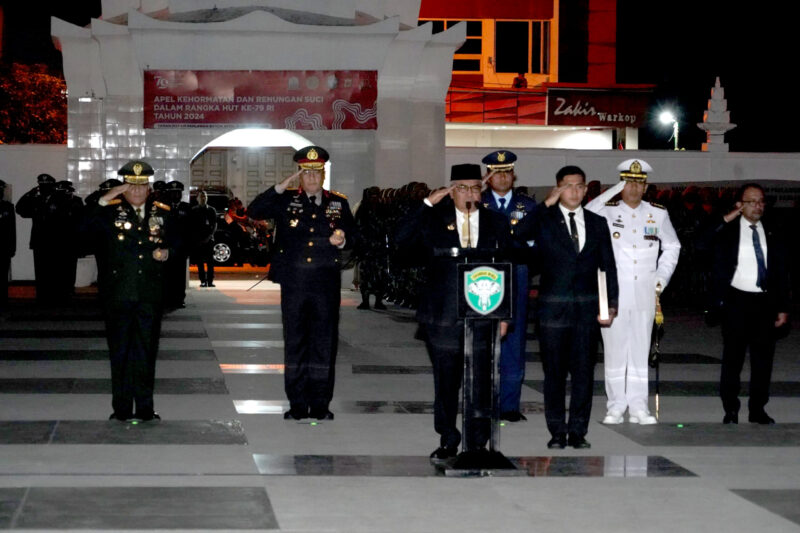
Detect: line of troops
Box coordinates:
(0, 149, 787, 457)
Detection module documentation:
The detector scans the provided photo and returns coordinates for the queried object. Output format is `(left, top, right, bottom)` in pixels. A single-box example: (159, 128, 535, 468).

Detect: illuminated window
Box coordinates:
(419, 19, 482, 73)
(496, 20, 550, 74)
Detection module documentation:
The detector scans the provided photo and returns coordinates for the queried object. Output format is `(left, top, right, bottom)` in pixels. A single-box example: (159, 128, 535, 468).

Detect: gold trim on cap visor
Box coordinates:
(487, 164, 515, 172)
(122, 175, 151, 185)
(299, 162, 325, 170)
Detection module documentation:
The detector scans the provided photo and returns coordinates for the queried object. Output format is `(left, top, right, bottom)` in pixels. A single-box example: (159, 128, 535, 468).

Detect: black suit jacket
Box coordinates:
(533, 204, 618, 325)
(703, 216, 790, 314)
(395, 200, 513, 327)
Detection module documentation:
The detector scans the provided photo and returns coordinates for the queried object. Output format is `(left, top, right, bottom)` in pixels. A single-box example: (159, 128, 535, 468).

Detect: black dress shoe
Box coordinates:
(429, 446, 458, 462)
(547, 435, 567, 449)
(135, 412, 161, 422)
(310, 408, 334, 420)
(109, 412, 132, 422)
(374, 301, 387, 310)
(200, 282, 207, 287)
(723, 411, 739, 424)
(283, 407, 308, 420)
(748, 412, 775, 424)
(357, 302, 370, 310)
(568, 434, 591, 449)
(500, 411, 528, 423)
(207, 283, 215, 287)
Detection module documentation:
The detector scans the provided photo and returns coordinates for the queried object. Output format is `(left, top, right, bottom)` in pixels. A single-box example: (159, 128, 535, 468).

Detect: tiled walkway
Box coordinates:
(1, 279, 799, 531)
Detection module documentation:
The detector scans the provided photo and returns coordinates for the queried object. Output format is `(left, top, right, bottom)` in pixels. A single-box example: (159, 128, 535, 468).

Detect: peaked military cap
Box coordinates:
(37, 173, 56, 184)
(152, 180, 167, 192)
(294, 146, 329, 170)
(450, 163, 482, 181)
(99, 178, 123, 191)
(54, 180, 75, 193)
(618, 159, 652, 183)
(117, 160, 154, 185)
(482, 150, 517, 172)
(167, 180, 185, 191)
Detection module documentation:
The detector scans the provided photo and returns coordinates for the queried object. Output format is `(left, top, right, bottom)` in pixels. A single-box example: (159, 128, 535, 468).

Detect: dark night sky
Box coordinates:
(2, 1, 794, 153)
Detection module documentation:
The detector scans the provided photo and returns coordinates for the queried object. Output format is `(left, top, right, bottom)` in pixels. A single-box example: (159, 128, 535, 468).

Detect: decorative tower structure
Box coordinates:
(697, 77, 736, 152)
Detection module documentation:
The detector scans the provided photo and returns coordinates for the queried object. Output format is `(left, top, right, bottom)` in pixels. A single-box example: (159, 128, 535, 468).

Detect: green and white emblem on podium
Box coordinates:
(464, 266, 505, 315)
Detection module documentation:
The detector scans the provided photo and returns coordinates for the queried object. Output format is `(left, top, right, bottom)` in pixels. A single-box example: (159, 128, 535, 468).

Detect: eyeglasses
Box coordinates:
(454, 185, 482, 193)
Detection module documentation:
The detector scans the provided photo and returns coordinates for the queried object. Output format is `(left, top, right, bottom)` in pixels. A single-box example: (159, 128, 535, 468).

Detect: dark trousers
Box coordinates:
(499, 264, 529, 412)
(423, 321, 492, 450)
(191, 243, 214, 284)
(165, 254, 187, 307)
(539, 305, 598, 438)
(33, 248, 76, 303)
(720, 288, 776, 415)
(280, 274, 341, 412)
(104, 301, 163, 418)
(0, 255, 9, 309)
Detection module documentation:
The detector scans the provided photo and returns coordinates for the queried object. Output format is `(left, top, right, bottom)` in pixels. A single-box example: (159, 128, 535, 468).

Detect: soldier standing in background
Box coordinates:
(190, 190, 217, 287)
(85, 179, 123, 209)
(165, 181, 191, 309)
(51, 180, 85, 301)
(0, 180, 15, 312)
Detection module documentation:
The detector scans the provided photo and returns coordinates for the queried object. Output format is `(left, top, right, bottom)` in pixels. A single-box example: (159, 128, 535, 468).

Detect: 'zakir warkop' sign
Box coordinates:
(144, 70, 378, 130)
(546, 88, 650, 128)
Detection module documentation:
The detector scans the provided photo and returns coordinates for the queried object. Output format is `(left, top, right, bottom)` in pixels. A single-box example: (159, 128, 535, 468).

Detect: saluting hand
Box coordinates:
(482, 170, 496, 185)
(100, 183, 130, 204)
(426, 186, 454, 206)
(723, 203, 744, 223)
(544, 184, 566, 207)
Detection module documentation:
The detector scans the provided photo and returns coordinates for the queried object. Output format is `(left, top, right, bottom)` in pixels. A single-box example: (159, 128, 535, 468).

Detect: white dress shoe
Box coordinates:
(602, 411, 624, 424)
(629, 411, 657, 425)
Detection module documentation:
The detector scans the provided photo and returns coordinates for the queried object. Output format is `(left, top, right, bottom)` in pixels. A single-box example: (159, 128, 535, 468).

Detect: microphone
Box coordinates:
(465, 201, 472, 248)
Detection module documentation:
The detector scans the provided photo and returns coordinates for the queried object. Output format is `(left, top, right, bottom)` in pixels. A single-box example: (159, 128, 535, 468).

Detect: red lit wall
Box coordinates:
(587, 0, 616, 84)
(419, 0, 553, 20)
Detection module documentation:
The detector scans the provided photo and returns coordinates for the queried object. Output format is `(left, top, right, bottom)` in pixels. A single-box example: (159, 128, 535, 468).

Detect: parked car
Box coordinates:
(189, 186, 272, 267)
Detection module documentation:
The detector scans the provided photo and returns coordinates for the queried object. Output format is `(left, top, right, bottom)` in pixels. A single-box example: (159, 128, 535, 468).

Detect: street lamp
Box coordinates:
(659, 111, 679, 150)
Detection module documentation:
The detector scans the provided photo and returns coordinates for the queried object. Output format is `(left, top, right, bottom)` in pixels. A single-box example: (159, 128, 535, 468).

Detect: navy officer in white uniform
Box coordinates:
(585, 159, 680, 425)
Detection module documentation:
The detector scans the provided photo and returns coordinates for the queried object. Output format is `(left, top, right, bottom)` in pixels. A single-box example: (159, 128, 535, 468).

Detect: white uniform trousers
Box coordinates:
(601, 308, 654, 414)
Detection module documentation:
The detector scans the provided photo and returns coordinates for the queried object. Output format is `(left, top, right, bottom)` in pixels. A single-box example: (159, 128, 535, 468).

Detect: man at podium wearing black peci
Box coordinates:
(396, 163, 513, 463)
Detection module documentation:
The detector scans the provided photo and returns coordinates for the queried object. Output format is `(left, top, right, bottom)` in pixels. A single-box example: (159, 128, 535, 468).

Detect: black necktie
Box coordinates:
(498, 198, 506, 211)
(310, 195, 317, 206)
(751, 224, 767, 290)
(569, 212, 579, 253)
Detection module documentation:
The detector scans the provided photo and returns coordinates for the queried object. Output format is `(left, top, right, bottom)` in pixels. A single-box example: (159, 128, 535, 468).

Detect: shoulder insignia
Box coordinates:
(650, 202, 666, 210)
(605, 200, 619, 206)
(329, 190, 348, 200)
(153, 201, 171, 211)
(106, 199, 122, 206)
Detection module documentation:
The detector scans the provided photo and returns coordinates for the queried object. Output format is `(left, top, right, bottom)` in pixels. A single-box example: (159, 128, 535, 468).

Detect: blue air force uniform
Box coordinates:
(481, 150, 537, 419)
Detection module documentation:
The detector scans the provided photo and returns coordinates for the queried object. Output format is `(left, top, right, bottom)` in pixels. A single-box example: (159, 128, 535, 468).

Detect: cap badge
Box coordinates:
(630, 161, 642, 174)
(497, 152, 506, 162)
(307, 148, 319, 161)
(133, 163, 143, 176)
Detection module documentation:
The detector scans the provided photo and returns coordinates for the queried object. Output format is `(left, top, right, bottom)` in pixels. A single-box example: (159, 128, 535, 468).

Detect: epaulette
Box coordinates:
(329, 190, 348, 199)
(650, 202, 666, 210)
(153, 201, 171, 211)
(106, 198, 122, 206)
(605, 200, 619, 206)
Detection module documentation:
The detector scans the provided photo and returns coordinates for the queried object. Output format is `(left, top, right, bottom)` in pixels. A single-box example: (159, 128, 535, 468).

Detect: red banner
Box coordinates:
(547, 89, 649, 128)
(144, 70, 378, 129)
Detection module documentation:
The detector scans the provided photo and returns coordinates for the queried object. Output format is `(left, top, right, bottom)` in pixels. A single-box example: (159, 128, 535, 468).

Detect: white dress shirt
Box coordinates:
(455, 208, 480, 248)
(731, 216, 767, 293)
(558, 203, 585, 251)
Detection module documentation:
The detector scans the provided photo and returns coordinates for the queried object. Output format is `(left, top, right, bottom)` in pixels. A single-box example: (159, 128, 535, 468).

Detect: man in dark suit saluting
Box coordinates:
(703, 183, 789, 425)
(534, 165, 618, 449)
(396, 163, 513, 462)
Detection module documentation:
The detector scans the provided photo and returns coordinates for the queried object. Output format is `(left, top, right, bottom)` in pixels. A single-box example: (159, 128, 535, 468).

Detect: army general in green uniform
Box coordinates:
(83, 160, 176, 422)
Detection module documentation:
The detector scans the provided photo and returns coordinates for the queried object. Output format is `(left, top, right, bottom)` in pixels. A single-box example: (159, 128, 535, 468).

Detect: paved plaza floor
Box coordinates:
(1, 277, 799, 532)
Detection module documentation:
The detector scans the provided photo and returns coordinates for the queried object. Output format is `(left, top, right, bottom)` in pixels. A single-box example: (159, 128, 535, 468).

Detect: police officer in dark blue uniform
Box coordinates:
(83, 160, 176, 422)
(248, 146, 356, 421)
(480, 150, 537, 422)
(0, 180, 15, 311)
